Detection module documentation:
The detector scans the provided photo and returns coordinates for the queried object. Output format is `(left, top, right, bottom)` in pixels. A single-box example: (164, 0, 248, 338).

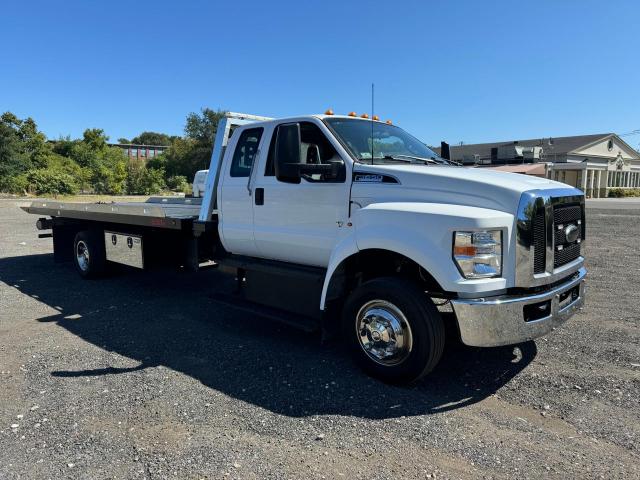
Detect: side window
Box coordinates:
(230, 128, 263, 177)
(265, 129, 278, 177)
(265, 122, 345, 182)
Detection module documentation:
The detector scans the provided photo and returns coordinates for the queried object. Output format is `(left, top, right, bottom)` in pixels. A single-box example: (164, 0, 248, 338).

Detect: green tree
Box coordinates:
(26, 169, 78, 195)
(165, 175, 189, 193)
(162, 108, 226, 179)
(82, 128, 108, 150)
(51, 136, 77, 158)
(146, 152, 168, 171)
(126, 157, 165, 194)
(18, 117, 51, 168)
(66, 129, 127, 193)
(0, 112, 53, 192)
(130, 131, 175, 146)
(162, 137, 199, 178)
(184, 108, 225, 143)
(1, 111, 52, 169)
(91, 147, 127, 194)
(0, 121, 27, 191)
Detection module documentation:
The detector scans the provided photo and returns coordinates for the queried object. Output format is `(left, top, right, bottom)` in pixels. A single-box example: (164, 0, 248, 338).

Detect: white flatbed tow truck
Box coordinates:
(22, 112, 586, 384)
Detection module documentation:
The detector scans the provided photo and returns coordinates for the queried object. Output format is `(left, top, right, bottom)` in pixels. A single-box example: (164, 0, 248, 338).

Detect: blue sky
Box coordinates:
(1, 0, 639, 148)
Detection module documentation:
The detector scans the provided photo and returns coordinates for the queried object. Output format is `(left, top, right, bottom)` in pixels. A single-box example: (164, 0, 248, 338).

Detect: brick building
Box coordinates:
(110, 143, 170, 160)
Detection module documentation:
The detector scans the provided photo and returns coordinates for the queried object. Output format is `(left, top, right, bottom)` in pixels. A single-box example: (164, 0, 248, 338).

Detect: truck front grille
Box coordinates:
(515, 188, 585, 288)
(553, 204, 582, 269)
(555, 243, 581, 268)
(533, 210, 546, 274)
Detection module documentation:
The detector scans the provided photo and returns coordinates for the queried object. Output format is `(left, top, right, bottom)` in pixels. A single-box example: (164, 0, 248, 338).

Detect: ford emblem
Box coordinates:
(564, 224, 579, 243)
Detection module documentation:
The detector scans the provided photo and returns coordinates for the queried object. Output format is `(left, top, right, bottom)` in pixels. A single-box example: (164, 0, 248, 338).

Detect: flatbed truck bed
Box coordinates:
(21, 197, 216, 231)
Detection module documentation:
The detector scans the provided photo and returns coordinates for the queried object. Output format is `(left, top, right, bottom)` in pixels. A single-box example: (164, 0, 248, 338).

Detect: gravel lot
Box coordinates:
(0, 198, 638, 479)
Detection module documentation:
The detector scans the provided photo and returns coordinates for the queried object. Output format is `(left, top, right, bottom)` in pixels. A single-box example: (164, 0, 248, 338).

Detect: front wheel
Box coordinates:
(343, 277, 445, 384)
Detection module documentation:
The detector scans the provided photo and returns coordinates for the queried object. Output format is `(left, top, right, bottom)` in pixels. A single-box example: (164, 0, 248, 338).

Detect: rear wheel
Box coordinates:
(73, 230, 106, 279)
(343, 277, 445, 384)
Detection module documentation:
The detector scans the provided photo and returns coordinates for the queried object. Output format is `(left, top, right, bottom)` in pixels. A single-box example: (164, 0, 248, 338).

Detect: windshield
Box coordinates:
(324, 117, 441, 164)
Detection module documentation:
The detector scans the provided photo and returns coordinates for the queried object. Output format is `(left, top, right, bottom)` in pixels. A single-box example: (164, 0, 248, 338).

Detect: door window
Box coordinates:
(265, 122, 345, 182)
(230, 128, 263, 177)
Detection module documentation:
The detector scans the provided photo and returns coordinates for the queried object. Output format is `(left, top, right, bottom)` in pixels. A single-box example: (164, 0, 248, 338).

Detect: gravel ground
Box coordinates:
(0, 198, 638, 479)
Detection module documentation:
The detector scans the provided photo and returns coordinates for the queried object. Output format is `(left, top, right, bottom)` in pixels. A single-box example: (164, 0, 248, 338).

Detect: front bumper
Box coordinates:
(451, 268, 586, 347)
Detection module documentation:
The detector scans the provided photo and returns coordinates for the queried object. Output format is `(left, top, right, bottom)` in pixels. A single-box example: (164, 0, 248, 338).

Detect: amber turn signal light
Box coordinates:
(453, 245, 477, 257)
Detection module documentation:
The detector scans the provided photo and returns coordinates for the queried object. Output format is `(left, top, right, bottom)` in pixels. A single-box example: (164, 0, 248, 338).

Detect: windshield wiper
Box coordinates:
(383, 154, 440, 165)
(356, 154, 454, 166)
(393, 154, 462, 166)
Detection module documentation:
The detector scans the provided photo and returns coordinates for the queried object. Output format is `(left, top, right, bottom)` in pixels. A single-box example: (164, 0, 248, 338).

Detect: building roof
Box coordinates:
(488, 164, 547, 175)
(436, 133, 613, 162)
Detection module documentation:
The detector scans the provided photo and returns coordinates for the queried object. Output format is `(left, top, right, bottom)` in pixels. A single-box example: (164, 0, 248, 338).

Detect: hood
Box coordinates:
(351, 164, 569, 214)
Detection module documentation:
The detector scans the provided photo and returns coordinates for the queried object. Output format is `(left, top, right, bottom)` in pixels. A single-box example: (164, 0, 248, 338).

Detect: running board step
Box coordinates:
(208, 293, 320, 333)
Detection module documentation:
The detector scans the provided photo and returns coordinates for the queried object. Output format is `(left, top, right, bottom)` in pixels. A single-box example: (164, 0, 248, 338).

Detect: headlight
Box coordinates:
(453, 230, 502, 279)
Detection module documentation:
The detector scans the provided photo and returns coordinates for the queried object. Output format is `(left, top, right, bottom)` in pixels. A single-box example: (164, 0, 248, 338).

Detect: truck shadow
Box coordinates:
(1, 253, 537, 419)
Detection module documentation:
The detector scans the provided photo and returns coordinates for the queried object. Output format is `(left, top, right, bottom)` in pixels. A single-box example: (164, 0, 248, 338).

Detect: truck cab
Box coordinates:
(23, 112, 586, 384)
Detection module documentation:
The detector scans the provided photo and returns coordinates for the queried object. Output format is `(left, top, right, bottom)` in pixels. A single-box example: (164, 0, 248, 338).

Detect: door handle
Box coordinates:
(255, 187, 264, 205)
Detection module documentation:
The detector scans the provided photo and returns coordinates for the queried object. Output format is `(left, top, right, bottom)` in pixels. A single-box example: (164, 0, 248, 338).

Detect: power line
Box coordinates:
(619, 129, 640, 137)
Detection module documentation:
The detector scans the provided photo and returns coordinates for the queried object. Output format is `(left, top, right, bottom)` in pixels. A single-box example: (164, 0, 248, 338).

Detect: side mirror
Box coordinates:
(275, 123, 302, 184)
(298, 163, 340, 177)
(440, 141, 451, 160)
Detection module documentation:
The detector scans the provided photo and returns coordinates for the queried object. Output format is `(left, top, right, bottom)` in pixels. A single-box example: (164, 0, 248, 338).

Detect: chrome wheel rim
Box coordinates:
(356, 300, 413, 366)
(76, 240, 90, 272)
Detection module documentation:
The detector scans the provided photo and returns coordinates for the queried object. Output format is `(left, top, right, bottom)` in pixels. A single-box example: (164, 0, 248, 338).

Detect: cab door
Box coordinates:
(251, 121, 350, 267)
(218, 126, 265, 257)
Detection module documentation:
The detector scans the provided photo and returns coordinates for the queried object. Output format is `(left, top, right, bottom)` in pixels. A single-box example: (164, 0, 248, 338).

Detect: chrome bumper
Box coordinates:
(451, 268, 586, 347)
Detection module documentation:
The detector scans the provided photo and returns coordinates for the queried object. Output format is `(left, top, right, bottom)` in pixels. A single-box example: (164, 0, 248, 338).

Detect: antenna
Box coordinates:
(370, 83, 375, 162)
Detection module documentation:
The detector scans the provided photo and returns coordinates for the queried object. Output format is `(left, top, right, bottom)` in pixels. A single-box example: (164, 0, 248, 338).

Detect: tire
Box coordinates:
(342, 277, 445, 384)
(73, 230, 106, 279)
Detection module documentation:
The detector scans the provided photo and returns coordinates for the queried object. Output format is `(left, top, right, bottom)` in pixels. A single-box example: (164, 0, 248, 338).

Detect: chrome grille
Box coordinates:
(555, 243, 581, 268)
(515, 188, 585, 288)
(554, 205, 582, 225)
(533, 210, 546, 274)
(553, 204, 582, 268)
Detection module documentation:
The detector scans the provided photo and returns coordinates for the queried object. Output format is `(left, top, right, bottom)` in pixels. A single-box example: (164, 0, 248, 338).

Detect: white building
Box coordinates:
(441, 133, 640, 198)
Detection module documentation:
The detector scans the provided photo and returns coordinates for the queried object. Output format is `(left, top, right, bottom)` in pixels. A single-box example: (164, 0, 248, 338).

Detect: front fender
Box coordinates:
(320, 231, 359, 310)
(320, 202, 514, 309)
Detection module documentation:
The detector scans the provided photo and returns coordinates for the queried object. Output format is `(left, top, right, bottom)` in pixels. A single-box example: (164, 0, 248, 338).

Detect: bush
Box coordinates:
(126, 159, 166, 195)
(608, 188, 640, 198)
(0, 174, 28, 194)
(26, 169, 78, 195)
(92, 158, 127, 194)
(166, 175, 189, 192)
(146, 154, 167, 172)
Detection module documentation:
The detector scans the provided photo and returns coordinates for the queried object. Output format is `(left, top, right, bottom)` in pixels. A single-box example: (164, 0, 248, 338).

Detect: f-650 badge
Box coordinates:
(355, 174, 384, 183)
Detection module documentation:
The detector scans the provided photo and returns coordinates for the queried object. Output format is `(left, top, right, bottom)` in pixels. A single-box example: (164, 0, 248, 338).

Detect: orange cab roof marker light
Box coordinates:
(348, 111, 357, 117)
(324, 108, 334, 115)
(361, 113, 369, 119)
(373, 115, 380, 121)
